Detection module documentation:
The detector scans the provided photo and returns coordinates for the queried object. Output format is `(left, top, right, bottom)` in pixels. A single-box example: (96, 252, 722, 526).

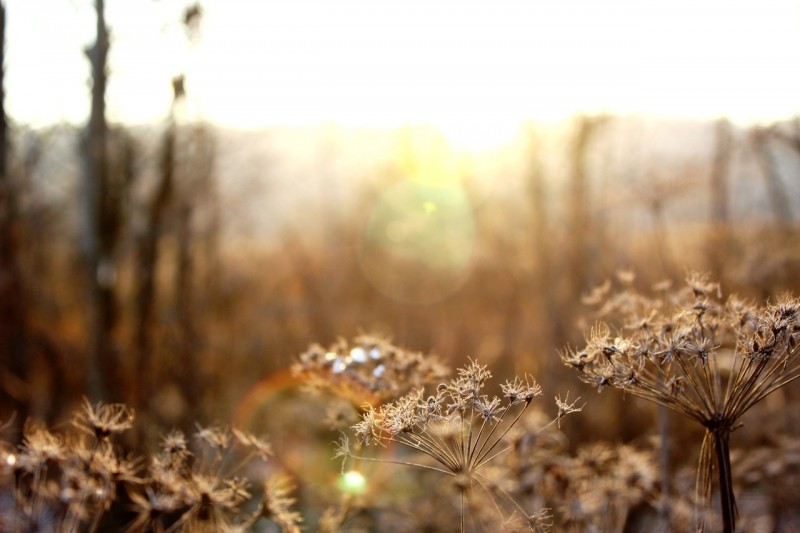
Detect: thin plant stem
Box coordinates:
(460, 489, 465, 533)
(658, 391, 670, 522)
(347, 452, 455, 476)
(713, 428, 735, 533)
(473, 403, 528, 468)
(468, 402, 513, 467)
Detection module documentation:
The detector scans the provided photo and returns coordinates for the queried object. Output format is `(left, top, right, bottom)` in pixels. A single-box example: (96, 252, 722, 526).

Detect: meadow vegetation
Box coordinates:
(2, 114, 800, 531)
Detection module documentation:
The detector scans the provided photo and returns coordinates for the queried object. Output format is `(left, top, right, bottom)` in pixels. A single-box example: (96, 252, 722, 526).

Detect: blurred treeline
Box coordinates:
(2, 1, 800, 452)
(5, 115, 800, 438)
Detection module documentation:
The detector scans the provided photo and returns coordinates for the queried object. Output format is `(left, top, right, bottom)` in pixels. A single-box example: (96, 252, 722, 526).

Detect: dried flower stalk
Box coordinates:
(562, 273, 800, 532)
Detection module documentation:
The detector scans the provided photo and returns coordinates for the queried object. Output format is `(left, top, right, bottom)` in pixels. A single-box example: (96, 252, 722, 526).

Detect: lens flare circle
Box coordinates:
(358, 179, 475, 305)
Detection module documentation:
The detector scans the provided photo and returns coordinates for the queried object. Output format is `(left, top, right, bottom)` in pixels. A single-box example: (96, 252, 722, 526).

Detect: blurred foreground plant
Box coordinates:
(292, 334, 449, 408)
(561, 273, 800, 532)
(2, 401, 139, 532)
(0, 401, 301, 533)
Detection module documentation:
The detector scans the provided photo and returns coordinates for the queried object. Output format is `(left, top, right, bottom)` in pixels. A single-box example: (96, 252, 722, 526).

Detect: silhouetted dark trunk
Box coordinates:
(133, 119, 176, 408)
(83, 0, 120, 401)
(0, 1, 29, 424)
(175, 202, 198, 424)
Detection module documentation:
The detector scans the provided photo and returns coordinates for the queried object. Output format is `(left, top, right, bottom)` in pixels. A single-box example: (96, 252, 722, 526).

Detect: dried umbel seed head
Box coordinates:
(139, 421, 291, 531)
(160, 429, 190, 458)
(292, 334, 449, 405)
(501, 375, 542, 405)
(232, 429, 273, 461)
(0, 401, 298, 533)
(259, 474, 303, 533)
(343, 358, 579, 532)
(18, 420, 66, 473)
(194, 424, 231, 450)
(562, 272, 800, 533)
(73, 398, 135, 442)
(538, 442, 660, 532)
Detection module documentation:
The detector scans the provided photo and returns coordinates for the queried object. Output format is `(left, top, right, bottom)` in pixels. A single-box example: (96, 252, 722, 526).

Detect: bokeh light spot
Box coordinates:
(338, 470, 367, 495)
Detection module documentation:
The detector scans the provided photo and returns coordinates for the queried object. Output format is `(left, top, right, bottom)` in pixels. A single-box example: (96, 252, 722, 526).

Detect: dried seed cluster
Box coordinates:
(562, 272, 800, 531)
(341, 359, 581, 532)
(293, 334, 449, 404)
(0, 401, 301, 533)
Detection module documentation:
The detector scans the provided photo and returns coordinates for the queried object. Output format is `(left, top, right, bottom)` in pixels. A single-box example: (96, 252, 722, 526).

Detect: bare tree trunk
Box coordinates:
(708, 119, 732, 279)
(769, 117, 800, 159)
(192, 126, 221, 292)
(527, 127, 549, 295)
(568, 116, 602, 298)
(647, 194, 676, 279)
(133, 117, 175, 408)
(83, 0, 119, 401)
(0, 1, 29, 423)
(523, 125, 566, 356)
(175, 202, 198, 423)
(175, 121, 217, 427)
(750, 127, 793, 226)
(0, 2, 6, 192)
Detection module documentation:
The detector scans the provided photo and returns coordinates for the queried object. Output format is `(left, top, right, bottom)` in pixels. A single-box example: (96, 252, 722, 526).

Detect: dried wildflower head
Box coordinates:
(318, 503, 351, 533)
(136, 421, 289, 532)
(6, 404, 145, 533)
(73, 398, 135, 442)
(257, 474, 303, 533)
(293, 334, 449, 406)
(161, 429, 191, 460)
(343, 359, 576, 532)
(562, 272, 800, 532)
(127, 486, 185, 532)
(554, 392, 585, 429)
(73, 438, 141, 485)
(17, 419, 65, 473)
(59, 443, 126, 516)
(0, 402, 290, 533)
(161, 472, 250, 531)
(194, 423, 232, 451)
(232, 428, 273, 461)
(685, 271, 721, 299)
(535, 441, 661, 532)
(498, 406, 572, 521)
(501, 375, 542, 406)
(732, 435, 800, 487)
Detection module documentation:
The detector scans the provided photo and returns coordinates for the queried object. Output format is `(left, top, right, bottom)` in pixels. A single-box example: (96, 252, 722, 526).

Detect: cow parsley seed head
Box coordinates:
(293, 335, 449, 405)
(554, 392, 585, 429)
(343, 359, 576, 531)
(73, 398, 135, 441)
(502, 375, 542, 405)
(562, 272, 800, 532)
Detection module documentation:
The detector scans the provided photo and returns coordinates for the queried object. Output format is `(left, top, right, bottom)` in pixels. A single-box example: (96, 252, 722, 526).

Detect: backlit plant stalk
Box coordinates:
(561, 273, 800, 532)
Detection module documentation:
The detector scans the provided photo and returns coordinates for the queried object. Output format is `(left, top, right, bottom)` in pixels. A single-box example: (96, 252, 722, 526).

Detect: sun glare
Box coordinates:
(5, 0, 800, 140)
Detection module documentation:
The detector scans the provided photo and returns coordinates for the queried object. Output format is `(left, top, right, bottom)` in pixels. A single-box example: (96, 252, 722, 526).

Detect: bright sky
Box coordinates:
(6, 0, 800, 145)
